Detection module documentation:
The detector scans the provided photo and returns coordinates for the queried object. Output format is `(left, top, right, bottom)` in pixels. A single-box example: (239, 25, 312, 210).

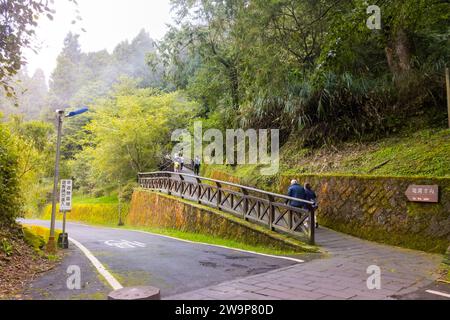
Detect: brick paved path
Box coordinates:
(167, 227, 442, 300)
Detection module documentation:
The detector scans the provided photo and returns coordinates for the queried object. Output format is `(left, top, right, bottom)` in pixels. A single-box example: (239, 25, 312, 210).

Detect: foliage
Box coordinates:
(120, 181, 138, 203)
(156, 0, 450, 146)
(6, 117, 55, 216)
(69, 82, 199, 193)
(41, 203, 128, 227)
(0, 69, 48, 119)
(0, 119, 22, 225)
(0, 0, 58, 96)
(0, 238, 13, 256)
(22, 225, 61, 249)
(22, 226, 46, 251)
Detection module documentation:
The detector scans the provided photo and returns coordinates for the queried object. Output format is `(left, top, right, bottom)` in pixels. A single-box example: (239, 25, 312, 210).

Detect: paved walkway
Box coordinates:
(167, 227, 443, 300)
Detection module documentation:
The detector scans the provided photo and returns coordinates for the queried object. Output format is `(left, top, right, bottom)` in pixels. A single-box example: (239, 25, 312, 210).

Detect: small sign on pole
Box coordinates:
(405, 185, 439, 203)
(60, 179, 73, 211)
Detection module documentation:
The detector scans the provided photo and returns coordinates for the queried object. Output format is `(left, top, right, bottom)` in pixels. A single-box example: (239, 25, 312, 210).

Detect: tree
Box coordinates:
(0, 118, 22, 225)
(72, 81, 199, 192)
(157, 0, 246, 112)
(48, 32, 85, 109)
(0, 0, 76, 97)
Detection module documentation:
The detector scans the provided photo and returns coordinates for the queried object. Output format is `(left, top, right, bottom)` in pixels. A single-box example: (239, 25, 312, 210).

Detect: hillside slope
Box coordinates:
(203, 128, 450, 191)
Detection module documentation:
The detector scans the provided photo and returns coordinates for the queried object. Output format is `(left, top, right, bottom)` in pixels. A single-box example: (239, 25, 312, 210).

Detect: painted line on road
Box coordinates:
(129, 229, 305, 264)
(69, 237, 123, 291)
(425, 290, 450, 299)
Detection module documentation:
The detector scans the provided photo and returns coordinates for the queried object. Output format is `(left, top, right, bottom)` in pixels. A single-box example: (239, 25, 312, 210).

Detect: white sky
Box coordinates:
(24, 0, 174, 81)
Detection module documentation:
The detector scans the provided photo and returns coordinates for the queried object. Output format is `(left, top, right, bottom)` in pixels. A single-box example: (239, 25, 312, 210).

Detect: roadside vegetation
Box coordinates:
(1, 1, 449, 293)
(201, 127, 450, 191)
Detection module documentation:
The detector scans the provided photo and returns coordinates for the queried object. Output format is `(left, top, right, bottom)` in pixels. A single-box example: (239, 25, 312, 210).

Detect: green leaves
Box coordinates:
(71, 82, 199, 193)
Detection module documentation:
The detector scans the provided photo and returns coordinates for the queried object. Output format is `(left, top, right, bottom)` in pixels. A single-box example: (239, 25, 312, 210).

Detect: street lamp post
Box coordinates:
(47, 107, 88, 253)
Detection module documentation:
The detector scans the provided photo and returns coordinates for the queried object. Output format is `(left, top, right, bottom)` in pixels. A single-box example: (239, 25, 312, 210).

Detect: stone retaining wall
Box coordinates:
(278, 175, 450, 253)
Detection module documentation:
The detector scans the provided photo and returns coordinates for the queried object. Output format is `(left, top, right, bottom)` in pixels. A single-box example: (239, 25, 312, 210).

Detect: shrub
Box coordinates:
(0, 238, 13, 256)
(0, 122, 22, 226)
(119, 181, 138, 202)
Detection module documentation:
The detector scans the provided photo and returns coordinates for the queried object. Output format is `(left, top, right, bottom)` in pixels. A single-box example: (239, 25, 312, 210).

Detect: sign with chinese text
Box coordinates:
(60, 179, 73, 211)
(405, 185, 439, 203)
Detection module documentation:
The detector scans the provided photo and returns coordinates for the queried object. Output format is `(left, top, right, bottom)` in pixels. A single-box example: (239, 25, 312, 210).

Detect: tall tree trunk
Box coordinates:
(385, 28, 412, 76)
(228, 65, 239, 110)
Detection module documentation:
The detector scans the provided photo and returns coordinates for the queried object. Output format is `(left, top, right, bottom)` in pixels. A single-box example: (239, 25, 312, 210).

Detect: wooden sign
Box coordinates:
(405, 185, 439, 203)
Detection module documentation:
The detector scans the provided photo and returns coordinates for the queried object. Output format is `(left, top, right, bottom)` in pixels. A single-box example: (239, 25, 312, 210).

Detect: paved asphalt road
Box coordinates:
(21, 219, 299, 299)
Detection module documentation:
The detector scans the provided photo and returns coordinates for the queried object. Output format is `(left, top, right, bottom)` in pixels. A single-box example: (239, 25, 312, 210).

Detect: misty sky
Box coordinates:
(24, 0, 174, 81)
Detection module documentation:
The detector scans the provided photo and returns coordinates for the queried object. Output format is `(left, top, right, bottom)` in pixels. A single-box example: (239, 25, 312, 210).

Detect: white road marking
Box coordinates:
(425, 290, 450, 299)
(69, 237, 123, 291)
(104, 240, 147, 249)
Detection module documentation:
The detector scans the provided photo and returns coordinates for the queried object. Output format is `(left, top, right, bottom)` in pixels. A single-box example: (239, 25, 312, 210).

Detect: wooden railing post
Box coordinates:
(216, 182, 222, 210)
(196, 177, 202, 204)
(309, 208, 316, 245)
(268, 195, 275, 231)
(241, 188, 249, 221)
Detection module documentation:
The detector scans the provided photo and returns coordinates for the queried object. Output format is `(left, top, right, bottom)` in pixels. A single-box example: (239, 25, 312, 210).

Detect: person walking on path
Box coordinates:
(287, 180, 307, 208)
(173, 153, 181, 173)
(304, 182, 319, 228)
(194, 156, 201, 175)
(180, 154, 185, 171)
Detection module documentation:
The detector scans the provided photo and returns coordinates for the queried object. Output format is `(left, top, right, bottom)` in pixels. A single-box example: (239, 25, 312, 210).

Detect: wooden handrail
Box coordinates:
(138, 171, 316, 244)
(139, 171, 314, 206)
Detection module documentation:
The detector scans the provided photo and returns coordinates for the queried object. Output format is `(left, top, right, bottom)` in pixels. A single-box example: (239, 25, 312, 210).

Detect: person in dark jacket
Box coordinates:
(304, 182, 319, 228)
(287, 180, 307, 208)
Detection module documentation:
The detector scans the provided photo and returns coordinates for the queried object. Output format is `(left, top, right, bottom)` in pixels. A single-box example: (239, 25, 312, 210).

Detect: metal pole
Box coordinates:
(118, 179, 124, 226)
(62, 211, 66, 234)
(446, 67, 450, 129)
(48, 110, 64, 252)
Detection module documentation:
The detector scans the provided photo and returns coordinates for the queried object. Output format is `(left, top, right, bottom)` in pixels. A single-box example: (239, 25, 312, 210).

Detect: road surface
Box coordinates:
(21, 219, 299, 299)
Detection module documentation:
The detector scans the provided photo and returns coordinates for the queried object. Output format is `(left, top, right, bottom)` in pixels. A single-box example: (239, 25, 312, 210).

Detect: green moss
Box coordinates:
(23, 227, 46, 251)
(70, 292, 107, 300)
(72, 195, 119, 204)
(39, 202, 128, 226)
(279, 128, 450, 178)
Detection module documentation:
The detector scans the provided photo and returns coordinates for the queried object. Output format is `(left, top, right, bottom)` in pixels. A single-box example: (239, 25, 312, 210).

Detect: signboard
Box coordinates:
(405, 185, 439, 203)
(60, 179, 73, 211)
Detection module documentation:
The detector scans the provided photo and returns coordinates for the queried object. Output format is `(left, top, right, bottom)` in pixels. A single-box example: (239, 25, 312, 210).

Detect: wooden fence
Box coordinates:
(138, 172, 316, 244)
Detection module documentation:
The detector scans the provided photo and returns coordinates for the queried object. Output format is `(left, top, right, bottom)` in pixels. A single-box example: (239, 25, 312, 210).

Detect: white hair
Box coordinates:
(291, 180, 298, 185)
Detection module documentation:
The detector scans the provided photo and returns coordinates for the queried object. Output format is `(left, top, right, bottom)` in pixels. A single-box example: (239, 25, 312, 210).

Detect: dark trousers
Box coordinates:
(194, 164, 200, 175)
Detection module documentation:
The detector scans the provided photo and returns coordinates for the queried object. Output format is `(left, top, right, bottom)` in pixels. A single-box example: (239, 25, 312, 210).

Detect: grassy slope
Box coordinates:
(282, 128, 450, 178)
(203, 128, 450, 191)
(72, 195, 119, 204)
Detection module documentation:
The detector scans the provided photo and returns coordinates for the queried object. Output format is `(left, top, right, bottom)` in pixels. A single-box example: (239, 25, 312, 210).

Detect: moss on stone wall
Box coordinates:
(128, 189, 316, 253)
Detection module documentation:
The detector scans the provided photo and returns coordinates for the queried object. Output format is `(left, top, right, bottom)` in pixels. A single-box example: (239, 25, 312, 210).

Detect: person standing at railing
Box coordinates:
(193, 156, 201, 175)
(287, 180, 307, 208)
